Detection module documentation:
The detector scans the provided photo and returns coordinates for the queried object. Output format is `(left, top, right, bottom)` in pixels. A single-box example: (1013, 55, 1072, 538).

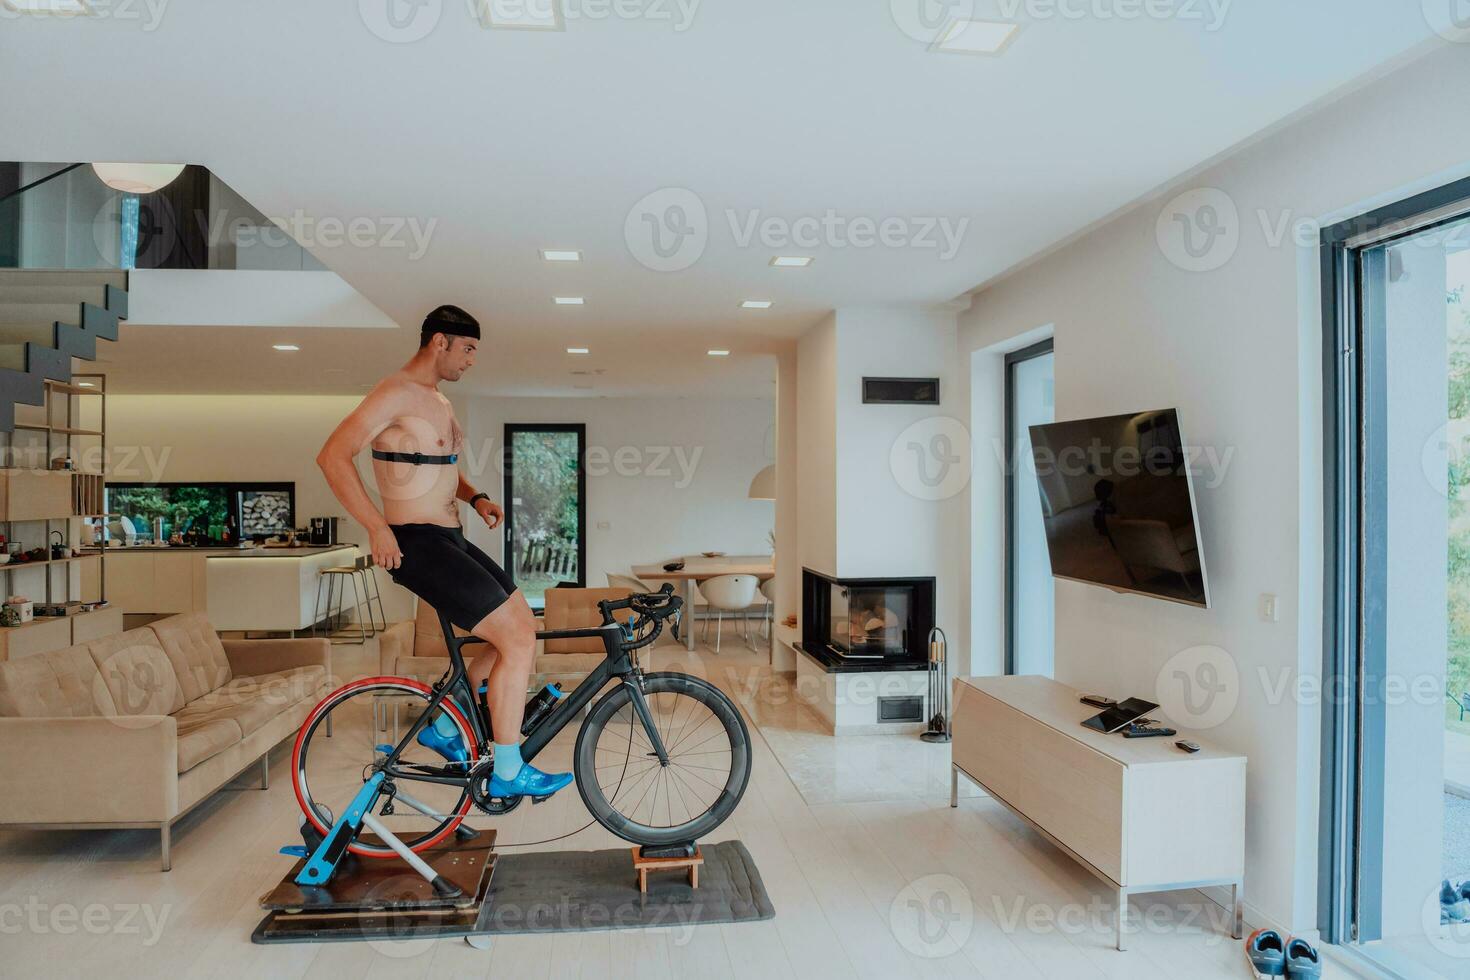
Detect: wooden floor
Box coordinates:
(0, 630, 1350, 979)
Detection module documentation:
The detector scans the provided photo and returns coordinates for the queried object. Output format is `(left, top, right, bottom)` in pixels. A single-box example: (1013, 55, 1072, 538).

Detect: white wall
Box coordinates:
(104, 394, 418, 621)
(455, 395, 775, 584)
(957, 43, 1470, 934)
(773, 347, 800, 670)
(797, 314, 838, 575)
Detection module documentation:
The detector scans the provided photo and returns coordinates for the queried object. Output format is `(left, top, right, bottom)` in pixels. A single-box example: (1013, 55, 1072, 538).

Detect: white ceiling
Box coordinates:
(0, 2, 1446, 396)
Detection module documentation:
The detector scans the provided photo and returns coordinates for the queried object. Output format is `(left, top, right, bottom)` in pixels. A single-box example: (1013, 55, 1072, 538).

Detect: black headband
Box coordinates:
(421, 304, 480, 341)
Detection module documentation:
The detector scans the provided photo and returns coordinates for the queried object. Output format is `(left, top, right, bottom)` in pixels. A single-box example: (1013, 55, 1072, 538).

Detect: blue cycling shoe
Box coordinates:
(416, 713, 469, 764)
(487, 762, 574, 799)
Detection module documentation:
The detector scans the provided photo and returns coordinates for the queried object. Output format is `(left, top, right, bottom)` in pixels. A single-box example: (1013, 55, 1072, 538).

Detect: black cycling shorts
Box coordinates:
(386, 523, 518, 631)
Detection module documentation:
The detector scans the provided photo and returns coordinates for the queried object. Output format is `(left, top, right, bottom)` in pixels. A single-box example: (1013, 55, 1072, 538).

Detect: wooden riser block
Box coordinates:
(630, 846, 704, 893)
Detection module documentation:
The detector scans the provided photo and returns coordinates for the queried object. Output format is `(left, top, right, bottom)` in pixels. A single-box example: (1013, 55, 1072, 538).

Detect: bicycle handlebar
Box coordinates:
(599, 584, 683, 652)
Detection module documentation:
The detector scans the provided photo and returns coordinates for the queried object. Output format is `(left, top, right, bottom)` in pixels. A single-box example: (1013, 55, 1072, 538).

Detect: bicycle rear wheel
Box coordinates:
(573, 672, 750, 846)
(292, 677, 478, 858)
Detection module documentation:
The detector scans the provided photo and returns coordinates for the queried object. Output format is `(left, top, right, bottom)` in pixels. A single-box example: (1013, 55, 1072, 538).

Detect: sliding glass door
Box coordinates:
(1006, 340, 1055, 676)
(1323, 179, 1470, 977)
(502, 424, 586, 611)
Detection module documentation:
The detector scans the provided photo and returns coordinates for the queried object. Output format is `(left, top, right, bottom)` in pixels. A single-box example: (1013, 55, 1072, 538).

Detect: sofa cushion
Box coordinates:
(149, 613, 233, 702)
(178, 665, 327, 737)
(86, 628, 185, 716)
(175, 716, 242, 773)
(0, 645, 118, 718)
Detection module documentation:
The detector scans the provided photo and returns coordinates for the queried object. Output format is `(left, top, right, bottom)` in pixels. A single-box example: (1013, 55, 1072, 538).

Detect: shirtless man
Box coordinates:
(315, 304, 572, 799)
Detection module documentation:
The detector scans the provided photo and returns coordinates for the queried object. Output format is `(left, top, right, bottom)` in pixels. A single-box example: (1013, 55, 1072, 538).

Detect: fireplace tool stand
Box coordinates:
(920, 626, 950, 743)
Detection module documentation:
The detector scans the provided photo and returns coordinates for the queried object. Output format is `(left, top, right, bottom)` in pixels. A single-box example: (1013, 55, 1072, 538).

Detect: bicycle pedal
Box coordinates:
(531, 794, 551, 805)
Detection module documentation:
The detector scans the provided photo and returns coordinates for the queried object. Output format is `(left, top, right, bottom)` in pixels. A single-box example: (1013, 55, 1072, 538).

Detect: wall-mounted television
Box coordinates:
(1027, 408, 1209, 607)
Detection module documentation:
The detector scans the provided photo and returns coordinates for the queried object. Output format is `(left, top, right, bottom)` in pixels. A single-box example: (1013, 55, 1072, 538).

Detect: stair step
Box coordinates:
(0, 269, 127, 291)
(0, 302, 77, 326)
(0, 284, 109, 307)
(0, 326, 56, 347)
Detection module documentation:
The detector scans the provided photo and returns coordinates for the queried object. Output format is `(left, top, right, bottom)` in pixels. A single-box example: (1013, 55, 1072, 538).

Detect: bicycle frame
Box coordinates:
(376, 610, 669, 791)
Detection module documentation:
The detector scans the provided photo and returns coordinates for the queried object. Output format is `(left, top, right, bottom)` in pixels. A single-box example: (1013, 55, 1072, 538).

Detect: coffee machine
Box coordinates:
(308, 517, 340, 545)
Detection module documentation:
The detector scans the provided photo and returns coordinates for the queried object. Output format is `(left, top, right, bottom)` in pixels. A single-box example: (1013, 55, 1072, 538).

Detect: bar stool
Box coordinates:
(359, 554, 388, 632)
(314, 556, 372, 644)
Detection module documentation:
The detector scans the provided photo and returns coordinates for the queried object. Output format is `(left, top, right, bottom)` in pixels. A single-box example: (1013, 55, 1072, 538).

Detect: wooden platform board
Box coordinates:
(256, 830, 495, 922)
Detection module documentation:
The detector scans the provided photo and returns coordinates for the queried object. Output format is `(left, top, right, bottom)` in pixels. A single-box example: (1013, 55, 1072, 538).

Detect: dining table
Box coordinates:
(630, 554, 775, 651)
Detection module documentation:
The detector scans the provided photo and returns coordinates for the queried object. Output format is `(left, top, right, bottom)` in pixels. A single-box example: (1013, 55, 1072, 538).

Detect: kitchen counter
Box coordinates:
(85, 543, 354, 556)
(208, 544, 356, 559)
(205, 545, 365, 632)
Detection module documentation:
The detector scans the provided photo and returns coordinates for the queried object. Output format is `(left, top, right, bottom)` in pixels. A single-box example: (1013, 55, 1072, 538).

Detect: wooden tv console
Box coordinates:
(950, 674, 1246, 951)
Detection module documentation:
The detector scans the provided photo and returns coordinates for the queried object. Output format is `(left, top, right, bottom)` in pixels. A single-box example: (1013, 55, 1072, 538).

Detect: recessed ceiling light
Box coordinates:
(708, 349, 730, 357)
(567, 347, 589, 354)
(77, 381, 95, 387)
(932, 19, 1020, 55)
(272, 344, 300, 351)
(554, 297, 585, 305)
(769, 256, 812, 268)
(540, 249, 582, 262)
(475, 0, 564, 30)
(740, 300, 773, 309)
(1, 0, 91, 14)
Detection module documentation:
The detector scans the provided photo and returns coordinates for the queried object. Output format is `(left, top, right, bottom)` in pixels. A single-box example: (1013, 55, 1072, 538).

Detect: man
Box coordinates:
(316, 304, 572, 799)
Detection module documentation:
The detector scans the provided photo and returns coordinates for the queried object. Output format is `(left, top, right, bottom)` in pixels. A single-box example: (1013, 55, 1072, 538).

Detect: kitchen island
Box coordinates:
(205, 544, 362, 633)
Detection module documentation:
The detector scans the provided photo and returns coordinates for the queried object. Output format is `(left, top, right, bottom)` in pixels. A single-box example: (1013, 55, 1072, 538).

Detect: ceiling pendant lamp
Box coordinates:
(91, 162, 185, 195)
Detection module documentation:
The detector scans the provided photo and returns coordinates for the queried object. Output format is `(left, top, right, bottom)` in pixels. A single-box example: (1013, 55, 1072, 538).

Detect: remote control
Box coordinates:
(1079, 695, 1117, 709)
(1122, 724, 1176, 738)
(1176, 740, 1201, 753)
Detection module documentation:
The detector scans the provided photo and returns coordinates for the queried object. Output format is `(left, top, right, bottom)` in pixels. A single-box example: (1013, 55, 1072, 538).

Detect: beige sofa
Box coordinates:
(379, 589, 635, 687)
(0, 612, 331, 870)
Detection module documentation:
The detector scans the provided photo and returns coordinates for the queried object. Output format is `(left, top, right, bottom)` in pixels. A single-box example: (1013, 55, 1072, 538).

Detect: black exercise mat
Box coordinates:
(476, 840, 774, 934)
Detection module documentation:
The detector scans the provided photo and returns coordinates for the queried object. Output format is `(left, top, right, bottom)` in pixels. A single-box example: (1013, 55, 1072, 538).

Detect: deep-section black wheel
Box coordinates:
(573, 672, 750, 846)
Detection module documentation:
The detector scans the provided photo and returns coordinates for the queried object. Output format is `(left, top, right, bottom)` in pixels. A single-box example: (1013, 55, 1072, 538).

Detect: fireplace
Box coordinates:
(802, 568, 934, 667)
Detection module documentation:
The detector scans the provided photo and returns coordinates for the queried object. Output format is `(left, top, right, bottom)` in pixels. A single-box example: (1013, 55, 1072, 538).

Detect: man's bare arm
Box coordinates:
(316, 385, 404, 567)
(456, 471, 503, 529)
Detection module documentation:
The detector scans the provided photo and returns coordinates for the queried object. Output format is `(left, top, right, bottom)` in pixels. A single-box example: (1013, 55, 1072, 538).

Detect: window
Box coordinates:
(1322, 176, 1470, 977)
(502, 424, 586, 610)
(1006, 339, 1055, 676)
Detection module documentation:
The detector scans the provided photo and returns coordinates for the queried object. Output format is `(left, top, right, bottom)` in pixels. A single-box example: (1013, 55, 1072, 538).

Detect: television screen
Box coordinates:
(1027, 409, 1209, 607)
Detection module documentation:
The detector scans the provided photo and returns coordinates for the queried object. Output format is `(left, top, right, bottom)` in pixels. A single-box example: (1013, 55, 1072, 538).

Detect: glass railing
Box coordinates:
(0, 162, 326, 272)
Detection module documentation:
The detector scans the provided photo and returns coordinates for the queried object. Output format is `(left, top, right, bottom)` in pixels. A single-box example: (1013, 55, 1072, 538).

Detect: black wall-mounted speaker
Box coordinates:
(862, 377, 940, 404)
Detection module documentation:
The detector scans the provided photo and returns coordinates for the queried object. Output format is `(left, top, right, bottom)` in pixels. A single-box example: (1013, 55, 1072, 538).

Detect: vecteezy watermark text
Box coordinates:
(0, 898, 170, 946)
(624, 187, 971, 272)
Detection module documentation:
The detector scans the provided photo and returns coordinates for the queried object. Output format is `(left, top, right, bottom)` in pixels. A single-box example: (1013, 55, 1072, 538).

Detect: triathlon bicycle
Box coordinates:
(290, 584, 751, 864)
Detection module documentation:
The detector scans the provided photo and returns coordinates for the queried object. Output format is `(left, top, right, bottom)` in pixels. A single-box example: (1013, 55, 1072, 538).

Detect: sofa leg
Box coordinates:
(160, 823, 172, 872)
(259, 754, 270, 790)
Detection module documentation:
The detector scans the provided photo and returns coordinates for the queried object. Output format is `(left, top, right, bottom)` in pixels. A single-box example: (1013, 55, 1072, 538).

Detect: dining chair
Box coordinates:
(759, 577, 776, 639)
(605, 571, 653, 592)
(699, 574, 759, 653)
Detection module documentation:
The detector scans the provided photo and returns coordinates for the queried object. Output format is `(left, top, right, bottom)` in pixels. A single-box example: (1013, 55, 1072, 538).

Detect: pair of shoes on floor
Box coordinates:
(1246, 928, 1320, 979)
(1440, 879, 1470, 924)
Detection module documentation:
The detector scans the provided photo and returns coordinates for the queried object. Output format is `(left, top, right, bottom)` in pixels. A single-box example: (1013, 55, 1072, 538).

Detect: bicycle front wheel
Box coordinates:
(574, 672, 751, 846)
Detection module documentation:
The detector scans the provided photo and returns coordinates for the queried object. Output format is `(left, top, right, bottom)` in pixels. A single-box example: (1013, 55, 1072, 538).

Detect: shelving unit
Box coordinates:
(0, 372, 115, 661)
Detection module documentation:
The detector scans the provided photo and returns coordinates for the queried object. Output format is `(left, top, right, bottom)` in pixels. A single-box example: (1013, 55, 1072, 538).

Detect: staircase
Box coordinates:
(0, 270, 127, 432)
